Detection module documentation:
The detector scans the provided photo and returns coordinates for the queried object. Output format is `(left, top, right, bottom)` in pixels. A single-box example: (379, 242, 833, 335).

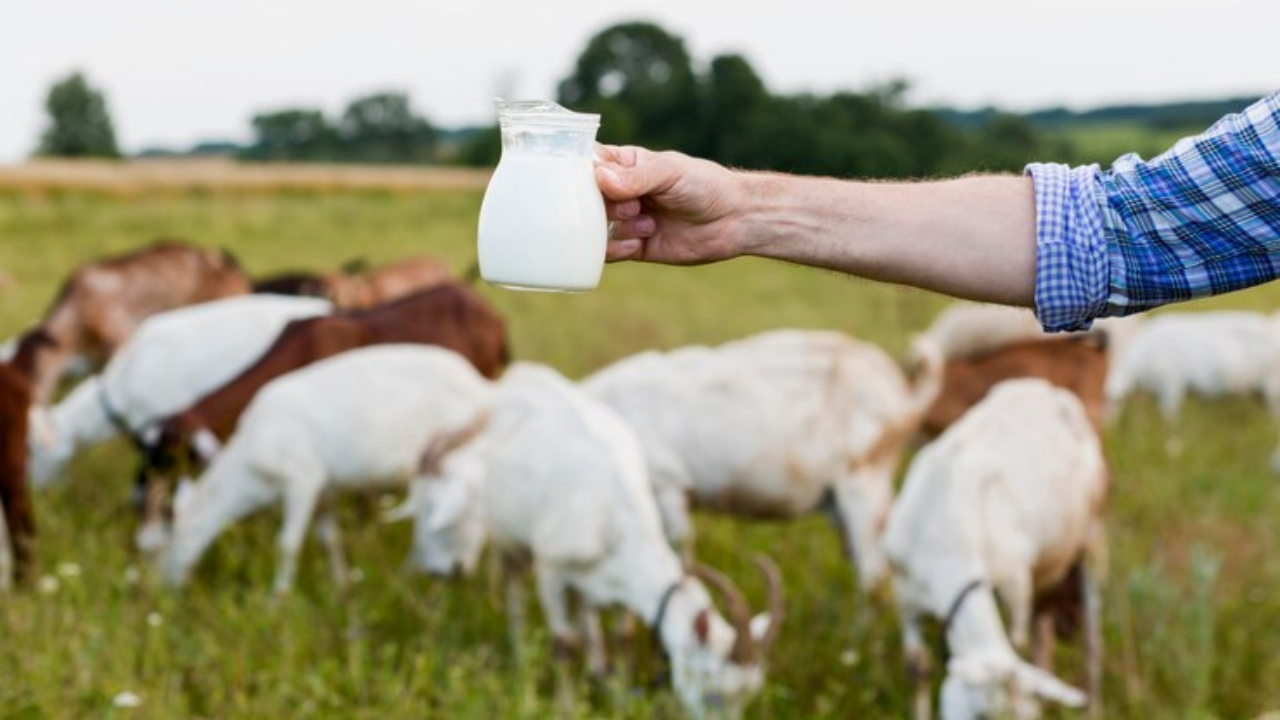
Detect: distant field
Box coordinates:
(1044, 123, 1201, 167)
(0, 187, 1276, 719)
(0, 159, 490, 196)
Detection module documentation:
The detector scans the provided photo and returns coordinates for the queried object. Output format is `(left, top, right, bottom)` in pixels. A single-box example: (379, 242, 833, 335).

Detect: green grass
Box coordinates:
(1, 189, 1277, 719)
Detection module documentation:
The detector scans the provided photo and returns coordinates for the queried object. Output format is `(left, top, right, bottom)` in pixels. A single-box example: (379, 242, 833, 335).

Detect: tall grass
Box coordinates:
(0, 190, 1276, 719)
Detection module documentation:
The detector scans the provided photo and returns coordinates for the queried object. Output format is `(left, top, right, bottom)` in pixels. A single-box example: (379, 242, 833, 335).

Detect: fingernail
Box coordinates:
(634, 216, 656, 235)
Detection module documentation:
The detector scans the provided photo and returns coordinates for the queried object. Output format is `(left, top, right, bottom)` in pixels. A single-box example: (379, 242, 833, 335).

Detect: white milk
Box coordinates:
(478, 152, 607, 292)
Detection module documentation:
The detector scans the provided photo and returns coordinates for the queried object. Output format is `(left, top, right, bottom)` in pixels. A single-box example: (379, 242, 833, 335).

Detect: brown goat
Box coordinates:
(20, 240, 251, 405)
(152, 281, 509, 471)
(0, 333, 49, 584)
(920, 332, 1109, 438)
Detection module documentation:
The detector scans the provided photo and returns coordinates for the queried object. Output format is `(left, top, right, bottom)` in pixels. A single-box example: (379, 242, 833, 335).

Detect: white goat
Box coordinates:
(1105, 311, 1280, 462)
(582, 329, 940, 590)
(399, 363, 783, 720)
(885, 379, 1106, 720)
(27, 295, 331, 488)
(161, 345, 492, 595)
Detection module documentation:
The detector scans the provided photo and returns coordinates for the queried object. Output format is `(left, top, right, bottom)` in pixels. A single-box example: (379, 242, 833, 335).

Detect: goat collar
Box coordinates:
(97, 385, 132, 436)
(97, 386, 151, 453)
(942, 578, 987, 641)
(651, 577, 685, 651)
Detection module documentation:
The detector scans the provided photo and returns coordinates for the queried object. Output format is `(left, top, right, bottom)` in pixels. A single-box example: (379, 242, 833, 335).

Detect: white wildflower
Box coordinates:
(839, 649, 859, 667)
(123, 565, 141, 585)
(57, 562, 82, 579)
(37, 575, 59, 595)
(146, 611, 163, 628)
(112, 691, 142, 709)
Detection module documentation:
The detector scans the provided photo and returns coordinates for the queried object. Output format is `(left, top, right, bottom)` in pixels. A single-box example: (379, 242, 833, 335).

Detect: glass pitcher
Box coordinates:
(477, 100, 607, 292)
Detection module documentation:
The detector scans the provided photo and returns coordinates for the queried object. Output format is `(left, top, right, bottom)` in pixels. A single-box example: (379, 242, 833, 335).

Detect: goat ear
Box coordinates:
(425, 480, 470, 532)
(693, 608, 712, 646)
(192, 428, 222, 462)
(749, 612, 771, 643)
(1014, 662, 1088, 707)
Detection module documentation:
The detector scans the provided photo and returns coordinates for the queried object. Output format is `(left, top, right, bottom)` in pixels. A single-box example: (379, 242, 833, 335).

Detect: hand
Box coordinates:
(594, 145, 749, 265)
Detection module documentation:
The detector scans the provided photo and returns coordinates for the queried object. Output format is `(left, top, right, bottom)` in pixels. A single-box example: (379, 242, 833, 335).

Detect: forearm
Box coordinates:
(734, 173, 1038, 306)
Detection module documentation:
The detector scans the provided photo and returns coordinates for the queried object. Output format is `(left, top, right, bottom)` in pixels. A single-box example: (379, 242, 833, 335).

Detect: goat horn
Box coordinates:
(689, 562, 756, 664)
(752, 553, 785, 656)
(418, 411, 490, 476)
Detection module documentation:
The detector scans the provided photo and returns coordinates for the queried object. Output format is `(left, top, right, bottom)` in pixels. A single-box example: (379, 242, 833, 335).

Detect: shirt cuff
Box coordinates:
(1024, 162, 1110, 332)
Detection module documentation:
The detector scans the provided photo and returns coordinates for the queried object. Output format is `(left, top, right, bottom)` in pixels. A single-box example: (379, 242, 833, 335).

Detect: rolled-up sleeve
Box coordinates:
(1025, 162, 1108, 332)
(1025, 91, 1280, 333)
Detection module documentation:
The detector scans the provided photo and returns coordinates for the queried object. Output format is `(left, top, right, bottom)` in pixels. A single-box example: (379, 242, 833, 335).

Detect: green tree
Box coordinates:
(241, 109, 337, 162)
(558, 21, 700, 151)
(701, 54, 769, 163)
(958, 114, 1044, 172)
(340, 92, 436, 164)
(36, 72, 120, 158)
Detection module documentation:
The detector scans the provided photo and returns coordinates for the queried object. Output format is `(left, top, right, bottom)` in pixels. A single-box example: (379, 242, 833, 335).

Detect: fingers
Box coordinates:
(607, 198, 641, 221)
(609, 216, 656, 239)
(606, 238, 643, 262)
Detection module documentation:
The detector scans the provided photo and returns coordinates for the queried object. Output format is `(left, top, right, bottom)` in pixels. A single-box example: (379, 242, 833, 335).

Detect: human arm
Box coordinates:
(595, 146, 1039, 307)
(596, 91, 1280, 330)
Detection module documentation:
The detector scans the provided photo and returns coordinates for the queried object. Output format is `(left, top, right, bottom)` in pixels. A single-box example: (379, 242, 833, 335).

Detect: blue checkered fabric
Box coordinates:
(1026, 91, 1280, 332)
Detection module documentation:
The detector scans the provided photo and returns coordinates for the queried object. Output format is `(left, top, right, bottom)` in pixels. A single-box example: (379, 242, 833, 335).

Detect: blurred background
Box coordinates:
(1, 2, 1276, 719)
(3, 0, 1277, 173)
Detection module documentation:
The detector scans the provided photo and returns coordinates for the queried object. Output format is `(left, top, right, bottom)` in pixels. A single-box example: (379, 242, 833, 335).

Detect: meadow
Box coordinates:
(0, 184, 1276, 719)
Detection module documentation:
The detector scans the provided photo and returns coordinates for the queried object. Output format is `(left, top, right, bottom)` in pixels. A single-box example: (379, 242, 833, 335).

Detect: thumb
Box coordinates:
(595, 149, 675, 202)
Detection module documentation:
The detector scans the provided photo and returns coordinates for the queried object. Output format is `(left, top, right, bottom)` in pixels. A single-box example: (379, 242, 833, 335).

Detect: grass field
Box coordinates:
(0, 186, 1276, 719)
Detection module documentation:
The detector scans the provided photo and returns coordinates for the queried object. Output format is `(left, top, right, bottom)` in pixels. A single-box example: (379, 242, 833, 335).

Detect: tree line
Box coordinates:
(454, 21, 1059, 176)
(34, 21, 1251, 177)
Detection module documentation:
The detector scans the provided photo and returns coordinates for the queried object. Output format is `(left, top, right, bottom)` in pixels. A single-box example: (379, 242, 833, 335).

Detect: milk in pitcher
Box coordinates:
(478, 100, 607, 292)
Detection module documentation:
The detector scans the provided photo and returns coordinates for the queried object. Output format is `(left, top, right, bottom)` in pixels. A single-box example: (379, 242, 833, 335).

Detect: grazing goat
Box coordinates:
(153, 282, 508, 469)
(582, 329, 942, 590)
(1105, 311, 1280, 462)
(917, 333, 1109, 437)
(398, 363, 783, 720)
(252, 256, 451, 309)
(18, 240, 251, 405)
(27, 296, 330, 492)
(161, 346, 493, 594)
(885, 379, 1107, 720)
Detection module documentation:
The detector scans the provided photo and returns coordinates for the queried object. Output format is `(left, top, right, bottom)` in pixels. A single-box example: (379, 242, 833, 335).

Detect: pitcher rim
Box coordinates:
(495, 98, 600, 129)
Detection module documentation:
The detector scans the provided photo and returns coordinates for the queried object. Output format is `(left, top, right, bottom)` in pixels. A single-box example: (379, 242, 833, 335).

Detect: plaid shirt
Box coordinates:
(1026, 91, 1280, 332)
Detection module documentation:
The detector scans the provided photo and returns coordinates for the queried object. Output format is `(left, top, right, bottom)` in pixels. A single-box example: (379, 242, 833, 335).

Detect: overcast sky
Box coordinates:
(2, 0, 1275, 162)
